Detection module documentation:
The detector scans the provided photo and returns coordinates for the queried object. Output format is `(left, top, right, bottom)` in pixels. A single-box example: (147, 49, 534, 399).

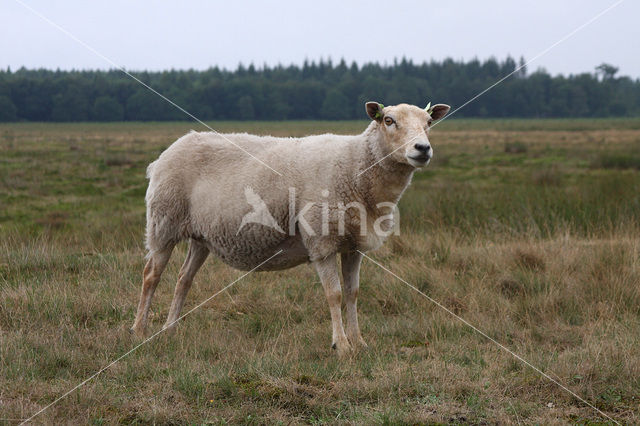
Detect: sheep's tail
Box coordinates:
(144, 160, 159, 258)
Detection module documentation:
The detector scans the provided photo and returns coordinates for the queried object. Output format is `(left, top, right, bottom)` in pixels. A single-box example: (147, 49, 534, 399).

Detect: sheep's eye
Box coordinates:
(384, 117, 394, 126)
(427, 120, 433, 126)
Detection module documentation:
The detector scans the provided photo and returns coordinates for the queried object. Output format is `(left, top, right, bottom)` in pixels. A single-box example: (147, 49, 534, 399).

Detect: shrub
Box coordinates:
(592, 154, 640, 170)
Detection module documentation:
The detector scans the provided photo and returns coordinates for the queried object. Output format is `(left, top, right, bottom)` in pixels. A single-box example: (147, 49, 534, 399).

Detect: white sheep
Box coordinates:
(130, 101, 450, 356)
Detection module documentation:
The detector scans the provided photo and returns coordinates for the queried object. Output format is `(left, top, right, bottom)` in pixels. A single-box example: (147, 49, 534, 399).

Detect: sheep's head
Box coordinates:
(366, 102, 450, 168)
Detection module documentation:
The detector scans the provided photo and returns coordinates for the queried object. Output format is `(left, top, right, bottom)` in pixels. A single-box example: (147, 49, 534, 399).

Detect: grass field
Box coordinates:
(1, 119, 639, 424)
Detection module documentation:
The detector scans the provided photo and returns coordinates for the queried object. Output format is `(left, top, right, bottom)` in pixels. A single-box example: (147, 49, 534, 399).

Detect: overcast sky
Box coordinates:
(2, 0, 639, 78)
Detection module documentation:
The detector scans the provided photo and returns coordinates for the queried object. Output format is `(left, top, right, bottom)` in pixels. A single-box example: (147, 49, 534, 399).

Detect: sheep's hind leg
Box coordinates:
(131, 244, 175, 337)
(163, 239, 209, 333)
(314, 255, 352, 356)
(341, 251, 367, 348)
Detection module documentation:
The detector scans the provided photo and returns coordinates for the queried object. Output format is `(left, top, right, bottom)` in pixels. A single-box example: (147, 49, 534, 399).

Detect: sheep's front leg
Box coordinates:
(314, 255, 351, 356)
(341, 251, 367, 348)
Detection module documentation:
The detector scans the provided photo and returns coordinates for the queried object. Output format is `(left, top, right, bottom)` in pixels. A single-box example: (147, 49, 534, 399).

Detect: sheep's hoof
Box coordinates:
(331, 339, 352, 357)
(129, 326, 147, 339)
(162, 317, 183, 335)
(347, 333, 368, 349)
(161, 324, 178, 336)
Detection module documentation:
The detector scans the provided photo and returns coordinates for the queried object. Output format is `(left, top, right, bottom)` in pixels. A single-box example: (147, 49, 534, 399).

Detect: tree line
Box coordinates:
(0, 57, 638, 122)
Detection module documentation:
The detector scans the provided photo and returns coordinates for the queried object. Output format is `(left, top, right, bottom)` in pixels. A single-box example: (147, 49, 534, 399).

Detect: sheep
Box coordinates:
(130, 101, 450, 356)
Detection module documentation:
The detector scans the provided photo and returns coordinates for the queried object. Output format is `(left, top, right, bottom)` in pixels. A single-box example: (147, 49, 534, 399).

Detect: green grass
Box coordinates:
(1, 119, 639, 424)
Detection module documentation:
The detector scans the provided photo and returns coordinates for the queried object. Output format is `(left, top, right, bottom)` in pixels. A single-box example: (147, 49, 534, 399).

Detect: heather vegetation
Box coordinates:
(1, 120, 639, 423)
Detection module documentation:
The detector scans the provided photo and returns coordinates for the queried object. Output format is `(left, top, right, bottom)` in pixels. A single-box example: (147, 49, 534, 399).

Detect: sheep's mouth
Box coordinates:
(408, 154, 431, 165)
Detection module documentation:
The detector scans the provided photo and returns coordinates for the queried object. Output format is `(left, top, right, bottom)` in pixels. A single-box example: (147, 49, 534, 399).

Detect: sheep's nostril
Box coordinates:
(414, 144, 431, 153)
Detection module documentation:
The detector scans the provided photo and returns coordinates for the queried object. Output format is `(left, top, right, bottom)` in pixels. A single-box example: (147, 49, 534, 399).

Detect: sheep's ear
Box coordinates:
(366, 102, 384, 122)
(429, 104, 451, 120)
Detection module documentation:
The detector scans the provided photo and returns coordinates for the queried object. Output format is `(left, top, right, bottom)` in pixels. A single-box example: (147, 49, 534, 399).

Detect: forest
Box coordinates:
(0, 57, 638, 121)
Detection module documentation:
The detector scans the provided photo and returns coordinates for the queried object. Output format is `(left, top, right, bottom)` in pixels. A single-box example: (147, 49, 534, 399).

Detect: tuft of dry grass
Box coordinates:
(1, 119, 639, 424)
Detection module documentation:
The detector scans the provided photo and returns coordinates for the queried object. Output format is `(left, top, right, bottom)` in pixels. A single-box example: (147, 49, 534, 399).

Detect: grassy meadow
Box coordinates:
(1, 119, 639, 424)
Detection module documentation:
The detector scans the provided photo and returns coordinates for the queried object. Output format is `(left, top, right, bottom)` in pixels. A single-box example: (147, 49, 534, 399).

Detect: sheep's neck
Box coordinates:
(359, 128, 415, 208)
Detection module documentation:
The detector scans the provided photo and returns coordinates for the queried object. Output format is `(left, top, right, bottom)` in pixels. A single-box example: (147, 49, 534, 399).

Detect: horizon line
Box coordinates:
(1, 55, 633, 79)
